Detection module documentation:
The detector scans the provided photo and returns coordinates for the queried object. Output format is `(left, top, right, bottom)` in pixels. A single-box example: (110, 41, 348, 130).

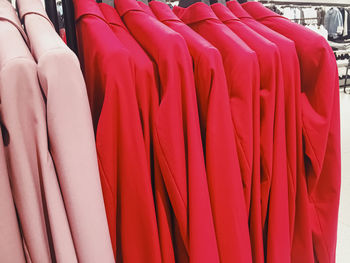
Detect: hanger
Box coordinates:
(178, 0, 210, 8)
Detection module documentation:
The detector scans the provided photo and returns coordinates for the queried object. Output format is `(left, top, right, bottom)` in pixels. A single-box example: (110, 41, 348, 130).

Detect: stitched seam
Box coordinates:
(0, 57, 35, 72)
(109, 22, 127, 30)
(77, 13, 109, 26)
(187, 17, 221, 26)
(22, 11, 54, 28)
(0, 18, 28, 43)
(37, 47, 77, 63)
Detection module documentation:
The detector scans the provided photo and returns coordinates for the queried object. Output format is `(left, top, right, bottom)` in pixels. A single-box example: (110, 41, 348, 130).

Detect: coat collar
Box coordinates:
(173, 2, 219, 25)
(211, 3, 240, 23)
(226, 0, 253, 19)
(149, 1, 181, 23)
(98, 3, 126, 29)
(0, 0, 28, 44)
(16, 0, 54, 28)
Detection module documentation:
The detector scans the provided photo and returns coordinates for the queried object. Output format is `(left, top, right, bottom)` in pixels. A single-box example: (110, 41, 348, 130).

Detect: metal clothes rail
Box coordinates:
(259, 0, 350, 7)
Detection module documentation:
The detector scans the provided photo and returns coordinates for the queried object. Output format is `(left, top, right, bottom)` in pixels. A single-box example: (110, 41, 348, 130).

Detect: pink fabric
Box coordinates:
(0, 122, 26, 262)
(16, 0, 115, 262)
(0, 1, 75, 262)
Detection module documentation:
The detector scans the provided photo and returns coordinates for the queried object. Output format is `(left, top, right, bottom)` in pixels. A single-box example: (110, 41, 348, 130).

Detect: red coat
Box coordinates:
(114, 0, 220, 262)
(243, 2, 341, 263)
(227, 2, 306, 262)
(74, 0, 161, 261)
(149, 2, 246, 263)
(212, 3, 291, 263)
(174, 3, 257, 215)
(173, 3, 258, 263)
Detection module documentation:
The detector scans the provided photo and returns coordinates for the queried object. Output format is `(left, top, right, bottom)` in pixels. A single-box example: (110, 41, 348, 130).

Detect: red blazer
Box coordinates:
(243, 2, 341, 263)
(150, 2, 248, 263)
(227, 2, 307, 262)
(212, 3, 292, 263)
(74, 0, 161, 261)
(174, 3, 259, 263)
(114, 0, 220, 262)
(174, 3, 257, 216)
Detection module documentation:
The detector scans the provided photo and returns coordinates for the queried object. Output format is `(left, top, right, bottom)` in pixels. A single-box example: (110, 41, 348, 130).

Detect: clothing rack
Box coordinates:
(259, 0, 350, 7)
(341, 60, 350, 93)
(49, 0, 250, 53)
(264, 3, 350, 9)
(289, 17, 318, 21)
(46, 0, 350, 93)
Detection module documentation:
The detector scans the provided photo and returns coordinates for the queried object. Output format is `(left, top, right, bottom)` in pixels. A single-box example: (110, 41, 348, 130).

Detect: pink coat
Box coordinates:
(17, 0, 114, 262)
(0, 122, 26, 262)
(0, 1, 74, 262)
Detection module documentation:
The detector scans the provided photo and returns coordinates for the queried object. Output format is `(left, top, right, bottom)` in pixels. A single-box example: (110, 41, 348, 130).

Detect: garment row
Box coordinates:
(0, 0, 341, 262)
(324, 6, 350, 41)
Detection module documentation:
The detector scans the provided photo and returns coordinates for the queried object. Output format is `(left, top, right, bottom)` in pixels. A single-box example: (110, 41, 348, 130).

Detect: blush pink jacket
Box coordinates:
(16, 0, 115, 262)
(0, 122, 26, 262)
(0, 1, 76, 262)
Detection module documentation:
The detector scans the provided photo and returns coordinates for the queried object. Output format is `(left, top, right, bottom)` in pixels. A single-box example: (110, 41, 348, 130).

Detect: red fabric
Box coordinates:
(227, 2, 305, 262)
(98, 2, 154, 196)
(149, 3, 246, 263)
(173, 3, 256, 263)
(138, 5, 183, 259)
(174, 3, 255, 214)
(137, 1, 156, 17)
(97, 5, 167, 263)
(73, 0, 161, 261)
(211, 3, 291, 263)
(243, 3, 341, 263)
(114, 0, 220, 262)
